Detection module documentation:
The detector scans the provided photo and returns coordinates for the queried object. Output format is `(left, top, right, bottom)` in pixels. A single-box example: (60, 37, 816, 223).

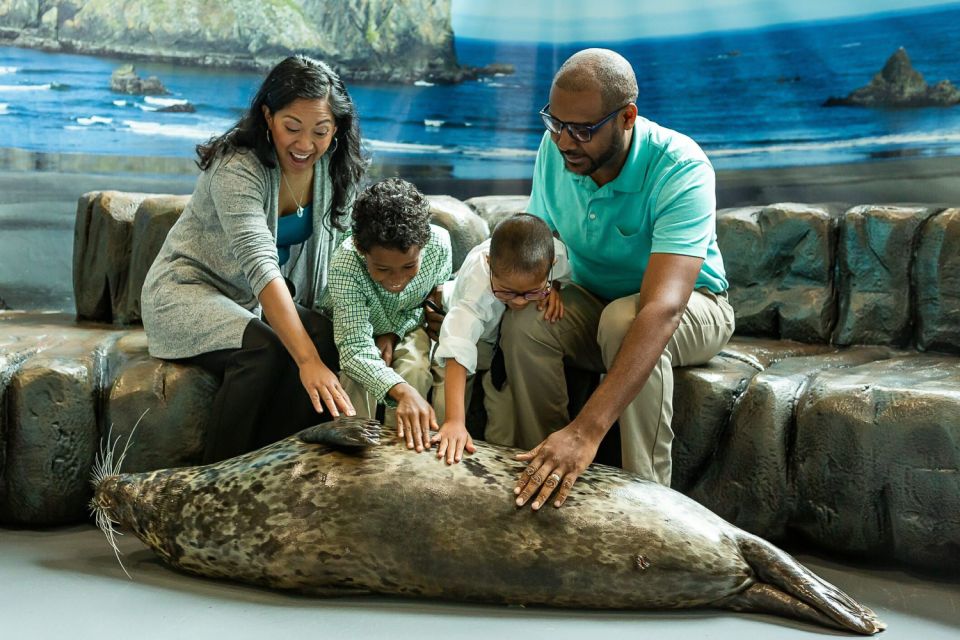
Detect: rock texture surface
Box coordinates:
(717, 203, 842, 342)
(0, 312, 214, 525)
(427, 195, 490, 272)
(915, 208, 960, 352)
(7, 192, 960, 576)
(109, 64, 167, 95)
(0, 0, 507, 84)
(824, 47, 960, 107)
(463, 195, 529, 232)
(833, 205, 936, 346)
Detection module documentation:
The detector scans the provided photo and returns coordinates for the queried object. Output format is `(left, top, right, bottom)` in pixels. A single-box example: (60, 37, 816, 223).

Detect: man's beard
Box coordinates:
(560, 134, 624, 176)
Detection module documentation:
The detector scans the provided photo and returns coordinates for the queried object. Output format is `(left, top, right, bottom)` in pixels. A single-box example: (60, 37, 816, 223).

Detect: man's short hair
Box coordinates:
(351, 177, 431, 253)
(489, 213, 554, 278)
(553, 48, 638, 112)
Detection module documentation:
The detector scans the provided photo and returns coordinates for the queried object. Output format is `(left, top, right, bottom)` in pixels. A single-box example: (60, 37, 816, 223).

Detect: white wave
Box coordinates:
(424, 119, 444, 128)
(76, 115, 113, 126)
(122, 119, 222, 140)
(462, 147, 537, 159)
(707, 131, 960, 158)
(0, 66, 17, 74)
(364, 138, 536, 160)
(0, 103, 8, 115)
(364, 139, 454, 154)
(144, 96, 189, 107)
(486, 82, 506, 88)
(113, 99, 127, 107)
(0, 83, 51, 92)
(134, 103, 158, 112)
(413, 80, 435, 87)
(841, 42, 862, 48)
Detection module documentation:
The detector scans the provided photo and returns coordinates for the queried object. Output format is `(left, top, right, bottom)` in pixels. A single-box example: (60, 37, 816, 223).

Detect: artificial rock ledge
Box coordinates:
(3, 193, 958, 577)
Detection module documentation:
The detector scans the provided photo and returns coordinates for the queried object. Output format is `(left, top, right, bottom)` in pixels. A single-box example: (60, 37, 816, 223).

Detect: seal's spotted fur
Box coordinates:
(92, 418, 884, 634)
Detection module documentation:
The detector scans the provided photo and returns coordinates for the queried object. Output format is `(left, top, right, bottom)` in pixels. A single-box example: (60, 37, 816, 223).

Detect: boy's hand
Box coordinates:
(375, 333, 399, 366)
(538, 285, 564, 323)
(431, 419, 476, 464)
(422, 285, 445, 341)
(392, 383, 438, 453)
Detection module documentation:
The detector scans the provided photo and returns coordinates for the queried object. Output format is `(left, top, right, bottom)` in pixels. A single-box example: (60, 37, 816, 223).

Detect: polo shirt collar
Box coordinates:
(604, 120, 648, 193)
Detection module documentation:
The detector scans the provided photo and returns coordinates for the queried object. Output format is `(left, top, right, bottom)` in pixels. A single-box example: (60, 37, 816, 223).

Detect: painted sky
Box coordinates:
(451, 0, 960, 42)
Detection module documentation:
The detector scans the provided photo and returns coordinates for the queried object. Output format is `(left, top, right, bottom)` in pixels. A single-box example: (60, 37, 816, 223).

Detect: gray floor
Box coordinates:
(1, 525, 957, 639)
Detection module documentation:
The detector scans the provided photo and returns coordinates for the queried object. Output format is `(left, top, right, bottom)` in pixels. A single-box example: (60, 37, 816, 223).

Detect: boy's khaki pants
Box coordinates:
(341, 327, 436, 428)
(497, 284, 735, 486)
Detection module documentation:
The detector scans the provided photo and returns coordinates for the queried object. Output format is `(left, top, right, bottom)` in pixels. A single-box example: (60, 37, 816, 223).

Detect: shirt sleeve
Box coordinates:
(526, 132, 557, 232)
(551, 238, 573, 285)
(650, 160, 716, 259)
(208, 155, 282, 296)
(327, 250, 405, 403)
(434, 243, 502, 374)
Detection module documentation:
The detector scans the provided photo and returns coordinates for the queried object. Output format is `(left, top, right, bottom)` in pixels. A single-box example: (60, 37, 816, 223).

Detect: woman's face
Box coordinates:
(262, 98, 338, 175)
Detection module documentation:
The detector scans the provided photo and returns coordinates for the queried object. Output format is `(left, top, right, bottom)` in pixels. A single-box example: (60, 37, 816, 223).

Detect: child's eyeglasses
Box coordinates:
(490, 269, 553, 301)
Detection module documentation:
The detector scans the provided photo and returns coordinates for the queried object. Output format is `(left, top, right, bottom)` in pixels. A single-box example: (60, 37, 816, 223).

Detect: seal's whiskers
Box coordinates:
(89, 410, 148, 580)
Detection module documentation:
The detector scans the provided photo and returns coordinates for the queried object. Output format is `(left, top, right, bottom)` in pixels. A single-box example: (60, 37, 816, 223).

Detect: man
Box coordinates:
(505, 48, 735, 510)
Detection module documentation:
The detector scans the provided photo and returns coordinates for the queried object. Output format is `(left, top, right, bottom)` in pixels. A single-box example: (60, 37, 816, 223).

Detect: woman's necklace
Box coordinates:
(281, 171, 307, 218)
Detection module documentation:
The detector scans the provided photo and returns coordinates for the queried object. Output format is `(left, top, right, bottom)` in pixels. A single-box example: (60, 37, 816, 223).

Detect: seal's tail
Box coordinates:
(721, 533, 885, 634)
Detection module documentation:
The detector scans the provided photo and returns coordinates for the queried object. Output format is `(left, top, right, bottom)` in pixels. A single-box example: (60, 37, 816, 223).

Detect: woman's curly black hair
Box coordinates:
(195, 55, 366, 231)
(351, 177, 432, 253)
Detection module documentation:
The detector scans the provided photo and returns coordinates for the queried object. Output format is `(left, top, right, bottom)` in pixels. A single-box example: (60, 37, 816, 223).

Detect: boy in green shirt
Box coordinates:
(321, 178, 452, 452)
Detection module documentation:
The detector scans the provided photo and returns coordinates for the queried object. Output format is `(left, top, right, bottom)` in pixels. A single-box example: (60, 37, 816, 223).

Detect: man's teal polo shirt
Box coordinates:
(527, 119, 728, 301)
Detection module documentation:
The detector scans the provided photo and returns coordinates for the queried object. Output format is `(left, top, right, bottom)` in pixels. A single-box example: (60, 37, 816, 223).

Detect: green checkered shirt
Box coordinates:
(320, 225, 452, 402)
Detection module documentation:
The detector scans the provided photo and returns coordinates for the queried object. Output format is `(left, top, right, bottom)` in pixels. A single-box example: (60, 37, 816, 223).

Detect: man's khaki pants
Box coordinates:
(341, 327, 435, 428)
(496, 284, 735, 486)
(431, 340, 515, 444)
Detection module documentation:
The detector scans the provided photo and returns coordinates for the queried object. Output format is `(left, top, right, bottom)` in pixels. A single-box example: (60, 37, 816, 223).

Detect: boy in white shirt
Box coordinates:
(431, 214, 571, 463)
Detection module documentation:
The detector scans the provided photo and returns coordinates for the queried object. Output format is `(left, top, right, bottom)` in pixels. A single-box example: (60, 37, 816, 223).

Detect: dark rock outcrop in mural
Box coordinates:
(109, 64, 168, 95)
(0, 0, 511, 84)
(824, 47, 960, 107)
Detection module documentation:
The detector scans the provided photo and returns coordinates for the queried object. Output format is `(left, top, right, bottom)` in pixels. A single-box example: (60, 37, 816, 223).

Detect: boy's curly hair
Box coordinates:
(351, 177, 432, 253)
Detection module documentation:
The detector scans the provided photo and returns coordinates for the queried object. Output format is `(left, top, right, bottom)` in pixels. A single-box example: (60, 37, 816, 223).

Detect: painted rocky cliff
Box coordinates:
(0, 0, 507, 83)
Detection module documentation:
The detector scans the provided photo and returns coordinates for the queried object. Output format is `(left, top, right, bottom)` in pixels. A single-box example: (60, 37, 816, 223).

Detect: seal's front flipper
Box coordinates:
(298, 416, 381, 449)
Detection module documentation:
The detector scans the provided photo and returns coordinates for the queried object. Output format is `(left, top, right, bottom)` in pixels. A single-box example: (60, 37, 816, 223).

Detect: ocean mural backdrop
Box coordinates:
(0, 1, 958, 180)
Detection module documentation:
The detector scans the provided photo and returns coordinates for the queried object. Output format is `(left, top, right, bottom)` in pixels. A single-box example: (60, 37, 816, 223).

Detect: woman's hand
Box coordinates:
(390, 383, 438, 453)
(374, 333, 399, 366)
(299, 358, 355, 418)
(431, 419, 476, 464)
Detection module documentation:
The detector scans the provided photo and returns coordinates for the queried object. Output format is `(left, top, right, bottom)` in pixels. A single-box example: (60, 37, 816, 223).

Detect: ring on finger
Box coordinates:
(546, 473, 561, 487)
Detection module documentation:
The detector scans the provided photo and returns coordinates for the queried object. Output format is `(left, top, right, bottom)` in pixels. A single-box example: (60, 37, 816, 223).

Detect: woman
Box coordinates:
(142, 55, 365, 462)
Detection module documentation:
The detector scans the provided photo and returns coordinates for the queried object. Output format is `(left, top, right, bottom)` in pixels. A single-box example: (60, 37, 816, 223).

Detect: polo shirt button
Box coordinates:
(589, 213, 597, 220)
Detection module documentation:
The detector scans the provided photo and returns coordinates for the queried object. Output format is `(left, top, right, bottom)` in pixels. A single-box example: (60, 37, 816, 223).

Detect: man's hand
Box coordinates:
(514, 421, 601, 510)
(422, 285, 445, 342)
(374, 333, 399, 366)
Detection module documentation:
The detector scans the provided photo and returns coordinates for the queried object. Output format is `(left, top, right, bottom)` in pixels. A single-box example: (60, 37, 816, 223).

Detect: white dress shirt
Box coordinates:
(435, 237, 571, 374)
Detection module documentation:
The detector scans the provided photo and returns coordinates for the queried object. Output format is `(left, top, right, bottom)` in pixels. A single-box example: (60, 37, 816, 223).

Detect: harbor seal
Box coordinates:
(91, 418, 884, 634)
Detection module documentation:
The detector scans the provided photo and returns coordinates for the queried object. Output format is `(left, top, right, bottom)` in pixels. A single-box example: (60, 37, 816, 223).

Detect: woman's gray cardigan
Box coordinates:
(142, 149, 346, 359)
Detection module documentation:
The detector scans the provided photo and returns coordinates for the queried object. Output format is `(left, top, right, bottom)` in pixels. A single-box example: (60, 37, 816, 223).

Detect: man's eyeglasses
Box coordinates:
(539, 103, 628, 143)
(490, 269, 553, 301)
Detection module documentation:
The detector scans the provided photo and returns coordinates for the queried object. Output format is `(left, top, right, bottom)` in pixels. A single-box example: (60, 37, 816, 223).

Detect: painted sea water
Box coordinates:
(1, 4, 959, 179)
